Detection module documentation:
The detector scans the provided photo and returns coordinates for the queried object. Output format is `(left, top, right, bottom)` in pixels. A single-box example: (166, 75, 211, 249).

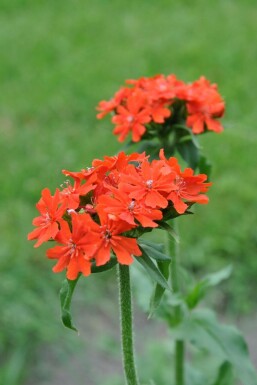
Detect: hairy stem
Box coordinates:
(118, 264, 140, 385)
(169, 220, 185, 385)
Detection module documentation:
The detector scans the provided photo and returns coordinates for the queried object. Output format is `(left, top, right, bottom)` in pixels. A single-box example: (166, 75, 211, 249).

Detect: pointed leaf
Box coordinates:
(186, 265, 233, 309)
(184, 364, 208, 385)
(172, 309, 257, 385)
(173, 124, 200, 149)
(212, 361, 234, 385)
(59, 274, 81, 332)
(137, 239, 164, 252)
(198, 154, 212, 181)
(177, 139, 200, 170)
(136, 248, 171, 291)
(149, 259, 171, 317)
(204, 265, 233, 287)
(136, 240, 172, 316)
(138, 240, 171, 261)
(156, 220, 179, 243)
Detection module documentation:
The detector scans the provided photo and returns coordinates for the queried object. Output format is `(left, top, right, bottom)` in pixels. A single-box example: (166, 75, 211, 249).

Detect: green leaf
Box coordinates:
(212, 361, 234, 385)
(137, 239, 164, 252)
(172, 309, 257, 385)
(136, 248, 171, 291)
(177, 139, 200, 170)
(156, 220, 179, 243)
(91, 258, 117, 273)
(149, 259, 171, 317)
(186, 265, 232, 309)
(138, 240, 171, 261)
(184, 364, 208, 385)
(203, 265, 233, 287)
(173, 124, 200, 149)
(59, 275, 81, 332)
(198, 154, 212, 180)
(137, 140, 161, 160)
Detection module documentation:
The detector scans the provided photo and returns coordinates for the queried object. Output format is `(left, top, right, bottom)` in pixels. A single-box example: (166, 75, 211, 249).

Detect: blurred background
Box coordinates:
(1, 0, 257, 384)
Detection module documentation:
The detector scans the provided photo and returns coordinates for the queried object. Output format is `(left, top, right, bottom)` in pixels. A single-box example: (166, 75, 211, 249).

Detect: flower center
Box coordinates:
(146, 179, 153, 189)
(128, 199, 136, 211)
(104, 230, 112, 239)
(61, 180, 73, 195)
(68, 239, 77, 256)
(175, 176, 186, 194)
(127, 115, 134, 123)
(44, 212, 51, 223)
(100, 226, 112, 242)
(159, 83, 167, 91)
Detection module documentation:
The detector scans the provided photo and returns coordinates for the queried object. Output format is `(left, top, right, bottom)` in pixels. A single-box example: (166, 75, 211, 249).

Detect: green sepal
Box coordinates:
(59, 274, 81, 332)
(91, 258, 117, 273)
(185, 265, 233, 309)
(136, 248, 171, 291)
(122, 226, 152, 239)
(161, 203, 194, 222)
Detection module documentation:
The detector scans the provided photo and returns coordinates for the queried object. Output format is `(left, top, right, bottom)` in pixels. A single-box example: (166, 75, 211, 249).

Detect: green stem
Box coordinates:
(169, 220, 185, 385)
(175, 341, 184, 385)
(118, 264, 140, 385)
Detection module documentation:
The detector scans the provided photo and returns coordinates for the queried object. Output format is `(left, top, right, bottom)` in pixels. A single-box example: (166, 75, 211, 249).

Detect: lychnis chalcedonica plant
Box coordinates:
(28, 73, 257, 385)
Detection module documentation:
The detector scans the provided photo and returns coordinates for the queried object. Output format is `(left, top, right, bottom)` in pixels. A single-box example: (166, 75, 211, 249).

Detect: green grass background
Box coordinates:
(1, 0, 257, 384)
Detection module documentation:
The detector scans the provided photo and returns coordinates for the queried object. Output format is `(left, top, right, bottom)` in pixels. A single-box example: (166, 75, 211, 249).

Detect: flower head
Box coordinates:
(97, 73, 225, 142)
(28, 150, 212, 279)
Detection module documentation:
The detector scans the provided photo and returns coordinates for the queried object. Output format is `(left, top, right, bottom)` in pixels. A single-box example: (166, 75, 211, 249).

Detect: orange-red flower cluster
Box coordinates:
(28, 150, 211, 280)
(96, 74, 225, 142)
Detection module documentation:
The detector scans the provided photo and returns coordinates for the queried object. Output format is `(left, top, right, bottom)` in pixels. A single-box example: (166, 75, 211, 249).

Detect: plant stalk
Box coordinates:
(118, 264, 140, 385)
(169, 220, 185, 385)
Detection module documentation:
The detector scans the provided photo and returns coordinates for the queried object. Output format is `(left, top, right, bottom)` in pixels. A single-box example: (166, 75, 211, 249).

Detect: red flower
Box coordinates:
(91, 152, 148, 200)
(166, 74, 188, 99)
(149, 100, 171, 124)
(97, 74, 224, 142)
(96, 87, 131, 119)
(60, 177, 96, 210)
(186, 77, 225, 134)
(120, 160, 175, 209)
(160, 150, 212, 213)
(98, 187, 163, 228)
(126, 75, 173, 123)
(27, 188, 66, 247)
(131, 74, 175, 100)
(112, 90, 151, 142)
(92, 151, 147, 171)
(46, 214, 97, 280)
(86, 211, 142, 266)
